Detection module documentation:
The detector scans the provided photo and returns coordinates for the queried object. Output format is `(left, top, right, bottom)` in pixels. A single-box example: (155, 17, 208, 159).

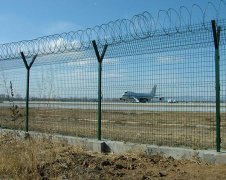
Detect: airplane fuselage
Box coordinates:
(120, 91, 154, 103)
(120, 85, 162, 103)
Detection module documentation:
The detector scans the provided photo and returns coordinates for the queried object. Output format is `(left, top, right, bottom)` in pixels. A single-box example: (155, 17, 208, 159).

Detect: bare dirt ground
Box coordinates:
(0, 134, 226, 180)
(1, 107, 226, 150)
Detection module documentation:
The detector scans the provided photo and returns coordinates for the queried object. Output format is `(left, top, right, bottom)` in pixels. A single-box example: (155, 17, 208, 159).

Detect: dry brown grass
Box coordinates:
(0, 134, 226, 179)
(1, 107, 226, 150)
(0, 133, 84, 179)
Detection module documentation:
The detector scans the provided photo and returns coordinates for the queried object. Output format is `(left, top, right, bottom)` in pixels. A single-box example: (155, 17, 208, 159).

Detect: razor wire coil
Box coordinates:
(0, 0, 225, 60)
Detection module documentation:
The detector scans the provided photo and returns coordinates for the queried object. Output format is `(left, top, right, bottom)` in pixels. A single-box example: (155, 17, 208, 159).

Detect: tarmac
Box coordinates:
(1, 101, 226, 112)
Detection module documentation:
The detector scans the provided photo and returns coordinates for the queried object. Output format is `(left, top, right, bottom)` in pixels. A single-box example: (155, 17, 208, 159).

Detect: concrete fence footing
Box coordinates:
(1, 129, 226, 165)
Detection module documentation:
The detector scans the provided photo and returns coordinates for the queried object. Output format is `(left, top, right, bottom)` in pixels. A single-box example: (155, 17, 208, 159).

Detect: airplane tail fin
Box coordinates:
(151, 85, 157, 96)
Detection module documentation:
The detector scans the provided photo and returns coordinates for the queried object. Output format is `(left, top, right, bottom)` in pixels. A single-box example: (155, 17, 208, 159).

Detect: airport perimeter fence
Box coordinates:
(0, 3, 226, 151)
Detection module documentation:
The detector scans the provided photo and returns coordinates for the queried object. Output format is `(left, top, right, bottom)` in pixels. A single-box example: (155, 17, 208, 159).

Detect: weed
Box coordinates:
(1, 81, 23, 139)
(9, 81, 22, 123)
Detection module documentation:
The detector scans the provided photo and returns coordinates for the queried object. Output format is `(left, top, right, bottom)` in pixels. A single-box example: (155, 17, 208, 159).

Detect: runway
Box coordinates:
(1, 101, 225, 112)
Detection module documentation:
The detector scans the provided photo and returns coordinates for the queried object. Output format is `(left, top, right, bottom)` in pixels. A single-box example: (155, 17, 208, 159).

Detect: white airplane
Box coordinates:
(120, 85, 164, 103)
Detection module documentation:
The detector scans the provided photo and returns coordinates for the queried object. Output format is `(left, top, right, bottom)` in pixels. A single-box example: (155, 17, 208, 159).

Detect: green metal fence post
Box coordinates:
(25, 68, 30, 133)
(92, 40, 108, 140)
(211, 20, 221, 152)
(20, 52, 38, 135)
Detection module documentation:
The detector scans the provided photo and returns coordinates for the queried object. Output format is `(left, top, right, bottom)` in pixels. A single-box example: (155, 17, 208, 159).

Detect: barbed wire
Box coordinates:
(0, 0, 225, 60)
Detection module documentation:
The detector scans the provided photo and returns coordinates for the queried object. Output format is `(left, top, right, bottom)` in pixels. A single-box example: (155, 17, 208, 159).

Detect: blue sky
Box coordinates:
(0, 0, 225, 101)
(0, 0, 224, 44)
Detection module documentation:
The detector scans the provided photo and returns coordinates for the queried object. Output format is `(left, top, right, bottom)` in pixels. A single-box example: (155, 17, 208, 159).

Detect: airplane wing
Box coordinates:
(132, 96, 140, 103)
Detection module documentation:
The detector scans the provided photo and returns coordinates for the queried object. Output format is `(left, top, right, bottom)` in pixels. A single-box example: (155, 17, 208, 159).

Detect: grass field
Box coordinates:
(1, 107, 226, 150)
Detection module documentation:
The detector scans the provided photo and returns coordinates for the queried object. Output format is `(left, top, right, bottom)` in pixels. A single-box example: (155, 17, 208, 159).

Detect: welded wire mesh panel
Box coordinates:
(221, 42, 226, 150)
(101, 21, 226, 150)
(27, 52, 98, 138)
